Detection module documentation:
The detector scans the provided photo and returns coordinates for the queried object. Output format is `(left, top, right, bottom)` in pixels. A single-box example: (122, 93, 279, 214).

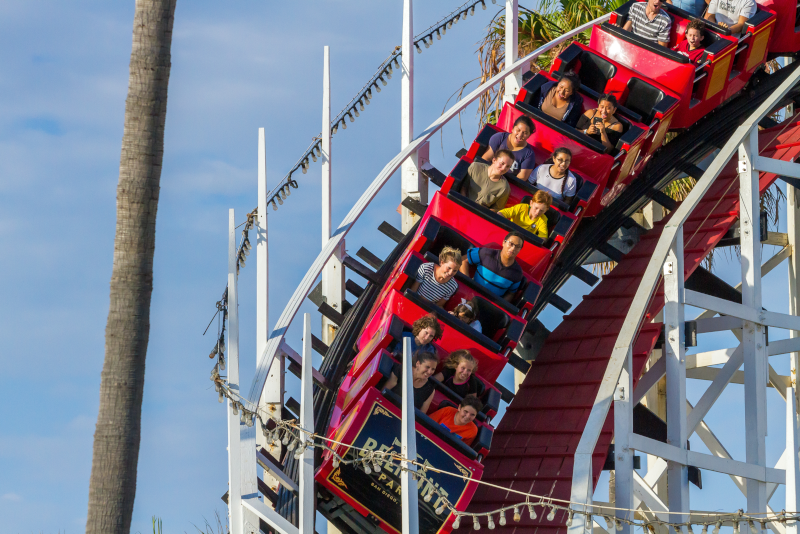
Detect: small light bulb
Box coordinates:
(482, 1, 486, 9)
(348, 112, 355, 123)
(734, 521, 740, 534)
(416, 43, 422, 54)
(372, 460, 381, 473)
(436, 29, 441, 40)
(702, 524, 709, 534)
(424, 491, 432, 502)
(363, 463, 371, 475)
(470, 5, 475, 15)
(528, 503, 537, 520)
(566, 511, 574, 527)
(499, 510, 506, 526)
(547, 507, 556, 521)
(287, 439, 296, 452)
(617, 519, 624, 531)
(436, 504, 445, 515)
(359, 101, 364, 111)
(473, 515, 481, 530)
(276, 196, 283, 205)
(332, 457, 340, 468)
(231, 402, 239, 416)
(761, 522, 768, 532)
(488, 515, 495, 529)
(749, 521, 758, 534)
(513, 506, 521, 522)
(462, 10, 468, 19)
(453, 515, 461, 529)
(271, 200, 278, 211)
(218, 390, 224, 403)
(714, 521, 722, 534)
(605, 516, 614, 529)
(353, 108, 359, 117)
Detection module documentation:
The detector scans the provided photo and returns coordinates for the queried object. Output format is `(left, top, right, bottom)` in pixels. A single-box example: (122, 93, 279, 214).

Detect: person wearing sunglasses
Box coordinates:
(459, 231, 525, 302)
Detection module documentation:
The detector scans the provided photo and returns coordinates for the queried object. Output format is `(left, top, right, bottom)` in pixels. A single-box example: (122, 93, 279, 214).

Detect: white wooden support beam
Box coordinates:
(694, 245, 792, 321)
(256, 128, 284, 494)
(400, 0, 425, 234)
(503, 0, 521, 104)
(299, 314, 315, 533)
(753, 156, 800, 179)
(614, 354, 634, 533)
(687, 344, 743, 435)
(632, 356, 665, 406)
(664, 229, 689, 532)
(227, 210, 243, 534)
(740, 128, 768, 521)
(789, 181, 800, 534)
(228, 210, 259, 534)
(242, 496, 298, 534)
(321, 46, 345, 345)
(686, 289, 800, 331)
(633, 472, 670, 523)
(401, 337, 419, 533)
(787, 383, 800, 534)
(631, 434, 785, 483)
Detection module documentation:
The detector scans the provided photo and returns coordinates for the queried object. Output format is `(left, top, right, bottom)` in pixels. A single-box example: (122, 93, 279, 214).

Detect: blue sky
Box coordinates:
(1, 1, 796, 533)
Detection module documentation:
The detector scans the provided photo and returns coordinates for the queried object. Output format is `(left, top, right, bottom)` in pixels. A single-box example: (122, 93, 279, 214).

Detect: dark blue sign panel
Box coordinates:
(326, 400, 475, 534)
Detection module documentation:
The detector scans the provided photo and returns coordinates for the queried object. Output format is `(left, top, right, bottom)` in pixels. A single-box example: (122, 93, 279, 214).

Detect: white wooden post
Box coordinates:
(299, 314, 316, 533)
(740, 128, 768, 523)
(401, 337, 419, 533)
(664, 228, 689, 534)
(503, 0, 521, 104)
(400, 0, 426, 234)
(227, 209, 245, 534)
(614, 350, 634, 534)
(321, 46, 345, 344)
(787, 182, 800, 533)
(256, 128, 284, 494)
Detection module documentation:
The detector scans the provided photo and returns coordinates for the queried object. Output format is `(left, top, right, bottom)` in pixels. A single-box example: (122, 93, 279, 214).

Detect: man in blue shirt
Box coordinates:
(459, 231, 525, 302)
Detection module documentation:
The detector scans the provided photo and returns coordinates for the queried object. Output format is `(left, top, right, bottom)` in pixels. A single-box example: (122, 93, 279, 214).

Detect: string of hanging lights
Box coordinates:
(259, 0, 496, 213)
(205, 354, 797, 532)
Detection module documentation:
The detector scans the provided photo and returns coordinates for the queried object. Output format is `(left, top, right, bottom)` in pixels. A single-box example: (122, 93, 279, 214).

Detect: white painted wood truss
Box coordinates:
(568, 67, 800, 534)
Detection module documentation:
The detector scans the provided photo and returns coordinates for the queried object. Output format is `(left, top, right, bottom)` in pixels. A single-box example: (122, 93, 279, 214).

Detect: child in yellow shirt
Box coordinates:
(497, 190, 552, 239)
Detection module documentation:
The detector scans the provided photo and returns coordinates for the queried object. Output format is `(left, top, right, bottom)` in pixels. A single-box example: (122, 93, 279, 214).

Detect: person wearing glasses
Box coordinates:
(459, 231, 525, 303)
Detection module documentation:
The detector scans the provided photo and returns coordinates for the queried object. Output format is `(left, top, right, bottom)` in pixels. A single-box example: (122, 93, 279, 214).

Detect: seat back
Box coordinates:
(625, 78, 666, 124)
(473, 296, 510, 339)
(579, 51, 616, 95)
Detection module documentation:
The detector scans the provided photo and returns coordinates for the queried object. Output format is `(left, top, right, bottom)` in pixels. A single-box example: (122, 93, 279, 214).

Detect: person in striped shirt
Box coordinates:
(459, 232, 525, 302)
(409, 246, 462, 306)
(623, 0, 672, 47)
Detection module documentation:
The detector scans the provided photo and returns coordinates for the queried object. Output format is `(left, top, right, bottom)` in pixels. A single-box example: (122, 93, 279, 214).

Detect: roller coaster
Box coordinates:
(224, 1, 800, 533)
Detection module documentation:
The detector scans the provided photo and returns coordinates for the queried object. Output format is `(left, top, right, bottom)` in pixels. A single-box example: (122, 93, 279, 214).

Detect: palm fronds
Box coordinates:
(476, 0, 624, 123)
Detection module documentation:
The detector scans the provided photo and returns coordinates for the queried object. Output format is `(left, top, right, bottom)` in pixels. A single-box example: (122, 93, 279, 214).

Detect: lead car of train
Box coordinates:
(311, 1, 796, 532)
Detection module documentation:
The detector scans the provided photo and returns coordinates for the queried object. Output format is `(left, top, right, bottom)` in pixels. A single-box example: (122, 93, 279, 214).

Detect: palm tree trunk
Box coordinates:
(85, 1, 176, 533)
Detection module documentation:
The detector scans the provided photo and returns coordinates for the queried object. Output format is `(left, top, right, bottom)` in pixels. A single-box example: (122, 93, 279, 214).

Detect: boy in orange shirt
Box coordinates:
(429, 395, 483, 446)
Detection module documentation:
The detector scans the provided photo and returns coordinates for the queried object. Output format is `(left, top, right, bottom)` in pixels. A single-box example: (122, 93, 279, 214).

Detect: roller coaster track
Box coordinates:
(257, 24, 800, 531)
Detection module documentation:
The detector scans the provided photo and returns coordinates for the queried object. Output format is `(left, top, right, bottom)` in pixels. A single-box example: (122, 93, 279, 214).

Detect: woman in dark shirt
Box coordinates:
(536, 71, 584, 127)
(384, 351, 439, 413)
(432, 350, 485, 399)
(576, 93, 624, 152)
(481, 116, 537, 180)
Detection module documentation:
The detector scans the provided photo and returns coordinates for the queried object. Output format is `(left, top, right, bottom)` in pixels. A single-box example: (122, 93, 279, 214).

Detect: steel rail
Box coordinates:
(567, 65, 800, 525)
(247, 12, 612, 405)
